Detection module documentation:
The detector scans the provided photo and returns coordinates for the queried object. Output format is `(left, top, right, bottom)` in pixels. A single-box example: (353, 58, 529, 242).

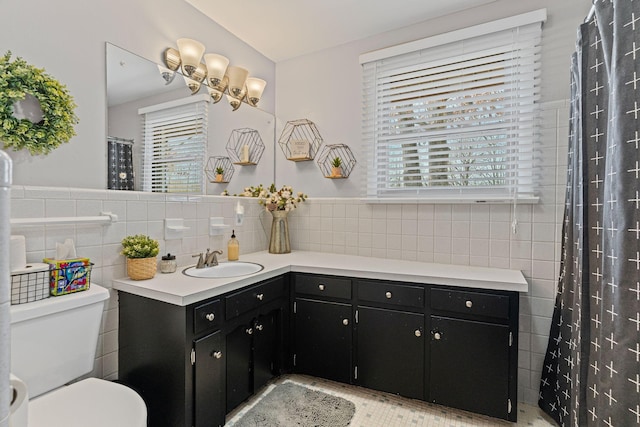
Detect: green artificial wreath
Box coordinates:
(0, 51, 78, 155)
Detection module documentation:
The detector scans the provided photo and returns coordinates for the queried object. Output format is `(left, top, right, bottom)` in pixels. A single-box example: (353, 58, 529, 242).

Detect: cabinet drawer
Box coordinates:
(225, 277, 285, 319)
(430, 288, 509, 320)
(295, 274, 351, 300)
(194, 299, 221, 335)
(357, 280, 424, 308)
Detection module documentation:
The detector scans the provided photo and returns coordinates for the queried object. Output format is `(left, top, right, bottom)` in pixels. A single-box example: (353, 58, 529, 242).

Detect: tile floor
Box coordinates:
(226, 374, 557, 427)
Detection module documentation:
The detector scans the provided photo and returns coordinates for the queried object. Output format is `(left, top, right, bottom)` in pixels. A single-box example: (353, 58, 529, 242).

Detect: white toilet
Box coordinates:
(9, 284, 147, 427)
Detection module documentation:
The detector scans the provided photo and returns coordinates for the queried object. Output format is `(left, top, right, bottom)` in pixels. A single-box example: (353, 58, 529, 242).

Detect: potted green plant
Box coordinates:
(330, 156, 342, 177)
(215, 166, 224, 182)
(121, 234, 160, 280)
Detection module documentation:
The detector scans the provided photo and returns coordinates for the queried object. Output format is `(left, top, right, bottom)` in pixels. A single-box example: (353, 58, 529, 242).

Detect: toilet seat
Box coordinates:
(28, 378, 146, 427)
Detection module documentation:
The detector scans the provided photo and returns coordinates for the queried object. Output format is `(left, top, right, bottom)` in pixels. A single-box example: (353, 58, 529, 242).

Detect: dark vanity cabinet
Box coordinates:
(427, 287, 518, 422)
(292, 274, 353, 383)
(290, 273, 519, 422)
(118, 275, 288, 427)
(355, 280, 425, 399)
(119, 270, 520, 426)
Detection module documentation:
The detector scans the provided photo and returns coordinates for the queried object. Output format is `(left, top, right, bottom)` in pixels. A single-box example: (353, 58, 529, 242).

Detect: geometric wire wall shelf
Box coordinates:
(205, 156, 234, 183)
(316, 144, 357, 179)
(226, 128, 265, 166)
(277, 118, 323, 161)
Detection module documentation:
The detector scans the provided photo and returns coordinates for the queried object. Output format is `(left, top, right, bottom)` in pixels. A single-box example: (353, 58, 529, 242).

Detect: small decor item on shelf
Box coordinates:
(121, 234, 159, 280)
(0, 51, 79, 155)
(331, 156, 343, 178)
(215, 166, 224, 182)
(317, 144, 357, 179)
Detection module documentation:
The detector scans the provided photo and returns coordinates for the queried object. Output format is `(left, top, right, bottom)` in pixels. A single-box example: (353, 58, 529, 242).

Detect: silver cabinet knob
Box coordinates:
(318, 284, 325, 291)
(213, 351, 222, 359)
(205, 313, 215, 322)
(385, 291, 392, 299)
(256, 293, 264, 301)
(434, 332, 441, 340)
(465, 300, 473, 308)
(246, 328, 253, 335)
(415, 329, 421, 337)
(255, 324, 264, 331)
(342, 319, 349, 326)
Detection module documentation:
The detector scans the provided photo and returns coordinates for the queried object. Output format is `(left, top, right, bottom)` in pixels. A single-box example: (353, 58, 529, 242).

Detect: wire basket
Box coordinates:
(10, 267, 50, 305)
(10, 262, 94, 305)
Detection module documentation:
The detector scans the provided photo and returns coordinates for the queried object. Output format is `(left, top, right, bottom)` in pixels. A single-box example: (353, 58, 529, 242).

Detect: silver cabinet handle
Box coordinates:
(213, 351, 222, 359)
(205, 313, 215, 322)
(246, 328, 253, 335)
(385, 291, 392, 299)
(415, 329, 421, 337)
(255, 324, 264, 331)
(434, 332, 441, 340)
(342, 319, 349, 326)
(256, 293, 264, 301)
(318, 284, 325, 291)
(465, 300, 473, 308)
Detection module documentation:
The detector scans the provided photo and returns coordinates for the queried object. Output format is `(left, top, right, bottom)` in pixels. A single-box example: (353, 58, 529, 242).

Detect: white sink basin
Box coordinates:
(183, 262, 264, 278)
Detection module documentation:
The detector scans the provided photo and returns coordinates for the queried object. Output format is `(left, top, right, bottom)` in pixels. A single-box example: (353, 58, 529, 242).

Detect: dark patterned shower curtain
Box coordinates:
(107, 136, 134, 190)
(539, 1, 640, 425)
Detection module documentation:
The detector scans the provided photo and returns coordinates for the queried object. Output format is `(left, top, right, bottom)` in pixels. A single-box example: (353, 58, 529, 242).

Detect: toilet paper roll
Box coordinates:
(10, 235, 27, 273)
(10, 262, 50, 277)
(9, 374, 29, 427)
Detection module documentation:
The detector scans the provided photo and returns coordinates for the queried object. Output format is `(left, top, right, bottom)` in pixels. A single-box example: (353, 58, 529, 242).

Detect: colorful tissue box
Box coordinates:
(43, 258, 92, 296)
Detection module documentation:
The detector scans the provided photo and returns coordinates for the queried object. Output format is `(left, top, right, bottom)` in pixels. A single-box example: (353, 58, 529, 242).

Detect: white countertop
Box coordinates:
(112, 251, 529, 306)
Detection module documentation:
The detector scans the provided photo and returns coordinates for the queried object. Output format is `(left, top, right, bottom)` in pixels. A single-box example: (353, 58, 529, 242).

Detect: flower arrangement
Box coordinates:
(121, 234, 160, 259)
(0, 52, 78, 155)
(222, 183, 307, 212)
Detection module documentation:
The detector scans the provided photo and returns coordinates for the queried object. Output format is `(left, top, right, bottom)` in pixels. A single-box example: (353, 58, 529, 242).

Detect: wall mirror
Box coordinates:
(106, 43, 276, 195)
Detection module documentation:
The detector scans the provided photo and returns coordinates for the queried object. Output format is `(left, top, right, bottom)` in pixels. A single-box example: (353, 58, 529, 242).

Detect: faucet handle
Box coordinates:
(192, 253, 205, 268)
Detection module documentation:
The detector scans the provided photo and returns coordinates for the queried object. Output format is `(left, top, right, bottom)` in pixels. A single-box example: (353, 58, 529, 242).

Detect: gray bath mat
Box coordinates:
(232, 382, 355, 426)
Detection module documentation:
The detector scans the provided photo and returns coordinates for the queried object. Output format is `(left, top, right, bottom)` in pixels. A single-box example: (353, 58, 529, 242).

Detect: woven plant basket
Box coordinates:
(127, 257, 157, 280)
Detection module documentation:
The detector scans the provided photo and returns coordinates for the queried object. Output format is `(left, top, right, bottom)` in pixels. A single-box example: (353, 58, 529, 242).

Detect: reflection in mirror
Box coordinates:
(106, 43, 275, 195)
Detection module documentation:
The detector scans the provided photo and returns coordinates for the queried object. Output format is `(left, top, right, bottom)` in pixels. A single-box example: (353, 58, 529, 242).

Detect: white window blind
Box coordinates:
(140, 98, 208, 193)
(361, 15, 543, 202)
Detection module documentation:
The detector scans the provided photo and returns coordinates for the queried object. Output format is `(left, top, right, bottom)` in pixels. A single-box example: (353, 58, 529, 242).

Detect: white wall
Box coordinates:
(274, 0, 591, 406)
(0, 0, 275, 189)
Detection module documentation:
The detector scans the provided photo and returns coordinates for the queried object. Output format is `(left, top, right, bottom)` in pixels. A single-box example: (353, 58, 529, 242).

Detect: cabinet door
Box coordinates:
(294, 298, 352, 383)
(253, 311, 278, 392)
(226, 323, 253, 413)
(429, 316, 510, 420)
(357, 306, 425, 399)
(194, 330, 224, 427)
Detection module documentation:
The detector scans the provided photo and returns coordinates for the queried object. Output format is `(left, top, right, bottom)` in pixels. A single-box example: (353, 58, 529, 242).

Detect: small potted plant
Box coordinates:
(121, 234, 160, 280)
(215, 166, 224, 182)
(330, 156, 342, 177)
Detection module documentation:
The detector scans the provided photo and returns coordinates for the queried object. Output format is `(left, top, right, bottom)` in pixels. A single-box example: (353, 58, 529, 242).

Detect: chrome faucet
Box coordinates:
(204, 249, 223, 267)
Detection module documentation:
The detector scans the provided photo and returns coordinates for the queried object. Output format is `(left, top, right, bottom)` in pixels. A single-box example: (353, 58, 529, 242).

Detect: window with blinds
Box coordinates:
(361, 12, 544, 202)
(140, 97, 208, 193)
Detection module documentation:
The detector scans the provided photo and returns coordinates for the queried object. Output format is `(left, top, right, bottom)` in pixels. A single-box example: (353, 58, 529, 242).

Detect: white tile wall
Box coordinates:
(10, 99, 567, 404)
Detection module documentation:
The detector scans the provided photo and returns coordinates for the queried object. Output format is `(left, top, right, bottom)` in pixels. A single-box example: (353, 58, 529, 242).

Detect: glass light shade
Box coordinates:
(245, 78, 266, 106)
(226, 66, 249, 98)
(204, 53, 229, 86)
(176, 38, 205, 76)
(182, 75, 201, 95)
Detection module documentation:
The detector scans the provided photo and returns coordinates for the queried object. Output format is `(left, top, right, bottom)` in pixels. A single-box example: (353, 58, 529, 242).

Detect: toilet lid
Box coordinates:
(29, 378, 147, 427)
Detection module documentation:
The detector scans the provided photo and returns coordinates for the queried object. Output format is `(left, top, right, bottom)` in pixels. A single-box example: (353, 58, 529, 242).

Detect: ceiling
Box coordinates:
(184, 0, 497, 62)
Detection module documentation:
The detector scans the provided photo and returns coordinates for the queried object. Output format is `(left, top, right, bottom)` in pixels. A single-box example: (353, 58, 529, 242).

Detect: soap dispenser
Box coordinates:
(227, 230, 239, 261)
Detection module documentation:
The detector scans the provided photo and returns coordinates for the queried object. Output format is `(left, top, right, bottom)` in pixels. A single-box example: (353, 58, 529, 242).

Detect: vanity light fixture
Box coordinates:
(163, 38, 266, 110)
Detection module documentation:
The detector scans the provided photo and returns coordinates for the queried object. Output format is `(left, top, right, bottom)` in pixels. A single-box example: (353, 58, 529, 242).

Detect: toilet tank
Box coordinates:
(10, 284, 110, 398)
